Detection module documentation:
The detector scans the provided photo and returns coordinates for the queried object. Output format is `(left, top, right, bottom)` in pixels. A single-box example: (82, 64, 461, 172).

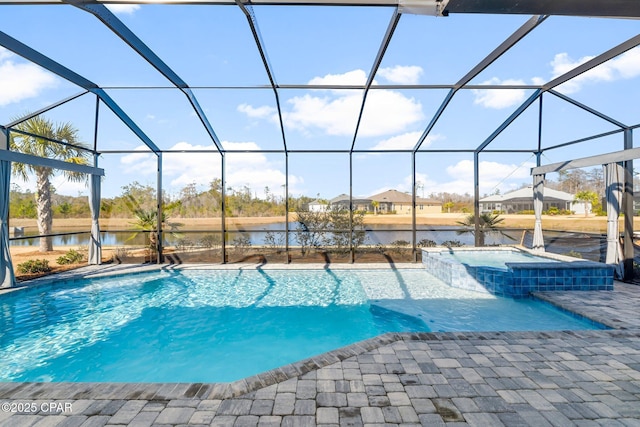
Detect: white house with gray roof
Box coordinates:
(479, 186, 589, 215)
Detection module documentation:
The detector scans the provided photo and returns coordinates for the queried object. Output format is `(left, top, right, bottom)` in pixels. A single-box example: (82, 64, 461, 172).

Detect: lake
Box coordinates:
(9, 222, 607, 262)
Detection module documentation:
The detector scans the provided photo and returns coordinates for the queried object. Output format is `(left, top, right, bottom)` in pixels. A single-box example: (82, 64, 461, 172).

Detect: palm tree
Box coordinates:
(574, 190, 598, 217)
(456, 212, 513, 247)
(10, 115, 90, 252)
(127, 195, 183, 262)
(371, 200, 379, 215)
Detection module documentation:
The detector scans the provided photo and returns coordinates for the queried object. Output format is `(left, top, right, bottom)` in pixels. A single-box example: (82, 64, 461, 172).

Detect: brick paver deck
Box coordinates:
(1, 266, 639, 426)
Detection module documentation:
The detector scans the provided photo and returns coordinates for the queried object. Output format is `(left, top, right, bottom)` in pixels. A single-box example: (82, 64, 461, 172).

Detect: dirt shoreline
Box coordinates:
(8, 213, 625, 233)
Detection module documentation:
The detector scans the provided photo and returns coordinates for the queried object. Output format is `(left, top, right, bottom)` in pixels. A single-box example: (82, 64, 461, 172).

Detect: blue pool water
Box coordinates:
(0, 269, 604, 383)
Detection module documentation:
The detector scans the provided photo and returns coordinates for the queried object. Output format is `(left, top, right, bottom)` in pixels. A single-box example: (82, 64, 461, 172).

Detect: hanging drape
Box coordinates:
(0, 160, 15, 288)
(604, 162, 624, 278)
(532, 173, 545, 252)
(88, 173, 102, 265)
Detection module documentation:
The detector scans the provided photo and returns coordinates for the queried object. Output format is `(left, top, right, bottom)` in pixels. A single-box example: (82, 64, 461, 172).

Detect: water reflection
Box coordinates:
(9, 223, 520, 248)
(11, 221, 610, 263)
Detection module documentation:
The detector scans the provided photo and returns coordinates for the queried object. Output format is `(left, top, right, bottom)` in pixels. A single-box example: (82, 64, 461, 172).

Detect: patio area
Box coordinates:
(0, 275, 638, 426)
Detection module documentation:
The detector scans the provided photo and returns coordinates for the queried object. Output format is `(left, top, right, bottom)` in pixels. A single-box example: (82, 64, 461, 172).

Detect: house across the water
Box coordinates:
(479, 186, 589, 215)
(319, 190, 442, 214)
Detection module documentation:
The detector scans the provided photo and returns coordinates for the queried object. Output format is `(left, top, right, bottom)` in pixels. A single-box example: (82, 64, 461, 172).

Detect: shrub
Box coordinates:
(564, 250, 583, 259)
(390, 239, 410, 254)
(112, 247, 132, 263)
(232, 235, 252, 255)
(56, 249, 84, 265)
(264, 231, 285, 252)
(417, 239, 437, 248)
(175, 238, 194, 252)
(17, 259, 51, 274)
(198, 234, 221, 249)
(441, 240, 463, 248)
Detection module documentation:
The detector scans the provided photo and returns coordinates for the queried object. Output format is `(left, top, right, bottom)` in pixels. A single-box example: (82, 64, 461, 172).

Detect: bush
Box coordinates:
(542, 207, 572, 216)
(232, 235, 252, 255)
(563, 250, 583, 259)
(441, 240, 463, 248)
(17, 259, 51, 274)
(175, 238, 194, 252)
(56, 249, 84, 265)
(417, 239, 437, 248)
(390, 239, 410, 254)
(198, 234, 221, 249)
(112, 247, 132, 263)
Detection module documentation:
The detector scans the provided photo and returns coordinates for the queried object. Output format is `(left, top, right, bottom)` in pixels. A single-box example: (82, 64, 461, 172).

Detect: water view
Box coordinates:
(10, 223, 608, 262)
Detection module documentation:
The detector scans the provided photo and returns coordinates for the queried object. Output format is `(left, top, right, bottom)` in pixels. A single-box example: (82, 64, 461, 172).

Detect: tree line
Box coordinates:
(6, 115, 625, 231)
(10, 168, 620, 221)
(9, 180, 300, 220)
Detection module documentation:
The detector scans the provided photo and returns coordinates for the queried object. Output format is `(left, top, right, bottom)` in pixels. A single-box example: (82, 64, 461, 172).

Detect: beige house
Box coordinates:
(368, 189, 442, 214)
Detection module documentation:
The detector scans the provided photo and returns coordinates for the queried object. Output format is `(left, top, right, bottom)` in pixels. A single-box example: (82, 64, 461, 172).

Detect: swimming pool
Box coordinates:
(0, 268, 605, 383)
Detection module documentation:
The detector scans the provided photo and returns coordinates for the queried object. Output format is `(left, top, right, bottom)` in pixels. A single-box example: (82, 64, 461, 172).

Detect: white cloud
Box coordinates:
(371, 131, 442, 150)
(372, 160, 534, 196)
(549, 48, 640, 93)
(472, 78, 527, 109)
(52, 176, 89, 197)
(120, 146, 156, 172)
(378, 65, 423, 84)
(531, 76, 545, 86)
(237, 103, 277, 119)
(285, 88, 423, 137)
(0, 48, 11, 61)
(441, 159, 534, 194)
(0, 48, 58, 106)
(119, 141, 302, 197)
(105, 4, 140, 14)
(239, 69, 424, 137)
(308, 69, 367, 87)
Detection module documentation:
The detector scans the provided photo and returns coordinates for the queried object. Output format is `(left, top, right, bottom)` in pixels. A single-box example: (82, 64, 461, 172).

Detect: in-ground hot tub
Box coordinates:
(422, 247, 614, 298)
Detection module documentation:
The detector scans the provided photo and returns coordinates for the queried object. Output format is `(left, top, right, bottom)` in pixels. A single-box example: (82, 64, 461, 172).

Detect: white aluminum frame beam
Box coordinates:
(532, 147, 640, 175)
(0, 150, 105, 176)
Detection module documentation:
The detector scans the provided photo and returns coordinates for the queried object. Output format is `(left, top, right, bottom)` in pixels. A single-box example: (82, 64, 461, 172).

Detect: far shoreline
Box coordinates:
(8, 213, 625, 233)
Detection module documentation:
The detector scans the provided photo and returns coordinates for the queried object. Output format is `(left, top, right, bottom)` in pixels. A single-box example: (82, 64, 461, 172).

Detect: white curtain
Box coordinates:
(532, 173, 545, 252)
(604, 162, 624, 278)
(0, 160, 15, 287)
(88, 173, 102, 265)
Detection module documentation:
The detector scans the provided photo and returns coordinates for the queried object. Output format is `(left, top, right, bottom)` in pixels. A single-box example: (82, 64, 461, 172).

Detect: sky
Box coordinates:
(1, 4, 640, 200)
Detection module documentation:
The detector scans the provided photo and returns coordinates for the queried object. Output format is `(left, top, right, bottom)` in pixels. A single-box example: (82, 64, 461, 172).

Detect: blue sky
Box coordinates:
(1, 4, 639, 199)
